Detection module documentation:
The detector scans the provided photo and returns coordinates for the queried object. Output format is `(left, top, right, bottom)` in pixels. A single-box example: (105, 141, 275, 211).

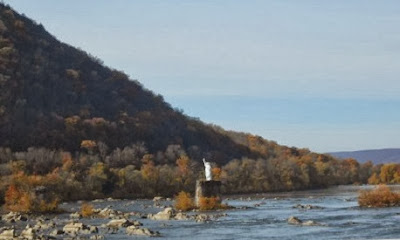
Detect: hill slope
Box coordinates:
(329, 148, 400, 164)
(0, 3, 260, 165)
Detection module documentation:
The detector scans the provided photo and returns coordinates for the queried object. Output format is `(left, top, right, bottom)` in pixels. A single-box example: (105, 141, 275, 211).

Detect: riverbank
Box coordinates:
(2, 185, 400, 239)
(0, 197, 230, 239)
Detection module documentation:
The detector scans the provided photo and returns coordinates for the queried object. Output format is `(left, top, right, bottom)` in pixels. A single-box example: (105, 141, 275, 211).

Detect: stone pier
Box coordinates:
(195, 180, 222, 207)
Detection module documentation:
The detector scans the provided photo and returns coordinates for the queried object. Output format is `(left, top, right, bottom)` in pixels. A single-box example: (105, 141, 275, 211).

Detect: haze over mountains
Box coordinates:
(330, 148, 400, 164)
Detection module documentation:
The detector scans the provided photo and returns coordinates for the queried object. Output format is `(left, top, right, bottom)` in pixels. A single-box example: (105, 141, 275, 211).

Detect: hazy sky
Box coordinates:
(5, 0, 400, 152)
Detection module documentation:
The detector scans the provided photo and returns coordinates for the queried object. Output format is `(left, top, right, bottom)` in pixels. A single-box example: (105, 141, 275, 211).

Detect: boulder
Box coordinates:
(0, 228, 15, 240)
(20, 226, 36, 240)
(5, 212, 15, 221)
(69, 212, 82, 219)
(153, 196, 164, 201)
(79, 225, 99, 235)
(133, 220, 143, 226)
(33, 220, 56, 231)
(195, 214, 210, 222)
(288, 216, 325, 226)
(148, 207, 174, 221)
(174, 212, 190, 220)
(98, 207, 122, 218)
(89, 226, 99, 233)
(126, 226, 160, 237)
(106, 219, 137, 228)
(2, 212, 28, 223)
(63, 222, 90, 235)
(293, 204, 324, 210)
(288, 216, 302, 225)
(147, 207, 174, 221)
(50, 229, 64, 236)
(303, 220, 323, 226)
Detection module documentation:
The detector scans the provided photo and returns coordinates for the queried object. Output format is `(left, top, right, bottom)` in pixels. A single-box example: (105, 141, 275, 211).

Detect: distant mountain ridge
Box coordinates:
(329, 148, 400, 164)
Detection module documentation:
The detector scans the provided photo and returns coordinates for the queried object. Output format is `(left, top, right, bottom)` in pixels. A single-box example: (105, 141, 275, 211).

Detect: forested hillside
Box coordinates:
(0, 3, 377, 211)
(0, 3, 254, 165)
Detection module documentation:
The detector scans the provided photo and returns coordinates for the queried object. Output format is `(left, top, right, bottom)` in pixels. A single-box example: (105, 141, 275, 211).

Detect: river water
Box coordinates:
(146, 185, 400, 240)
(7, 185, 400, 239)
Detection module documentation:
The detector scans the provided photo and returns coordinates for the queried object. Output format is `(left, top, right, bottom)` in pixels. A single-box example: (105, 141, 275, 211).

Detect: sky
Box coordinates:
(5, 0, 400, 152)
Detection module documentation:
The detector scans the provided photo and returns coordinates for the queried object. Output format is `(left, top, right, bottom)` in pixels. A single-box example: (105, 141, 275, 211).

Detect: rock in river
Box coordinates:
(106, 218, 142, 228)
(20, 226, 36, 240)
(97, 207, 124, 219)
(293, 204, 324, 210)
(303, 220, 323, 226)
(288, 216, 303, 225)
(288, 216, 325, 226)
(153, 196, 164, 201)
(63, 222, 97, 235)
(2, 212, 28, 223)
(50, 229, 65, 236)
(69, 212, 82, 219)
(0, 228, 16, 240)
(126, 226, 160, 237)
(148, 207, 174, 220)
(174, 212, 190, 220)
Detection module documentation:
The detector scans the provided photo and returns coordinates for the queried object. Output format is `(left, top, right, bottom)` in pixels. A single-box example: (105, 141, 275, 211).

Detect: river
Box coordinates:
(148, 185, 400, 239)
(4, 185, 400, 239)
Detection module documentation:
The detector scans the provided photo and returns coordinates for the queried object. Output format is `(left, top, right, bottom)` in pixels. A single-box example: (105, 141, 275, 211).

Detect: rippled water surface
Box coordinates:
(149, 185, 400, 240)
(16, 185, 400, 239)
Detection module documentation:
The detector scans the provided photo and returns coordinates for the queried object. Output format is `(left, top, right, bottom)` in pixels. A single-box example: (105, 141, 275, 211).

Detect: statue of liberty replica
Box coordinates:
(203, 158, 212, 181)
(195, 158, 222, 207)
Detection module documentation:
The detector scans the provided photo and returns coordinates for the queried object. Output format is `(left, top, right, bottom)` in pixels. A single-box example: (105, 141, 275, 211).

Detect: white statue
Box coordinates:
(203, 158, 212, 181)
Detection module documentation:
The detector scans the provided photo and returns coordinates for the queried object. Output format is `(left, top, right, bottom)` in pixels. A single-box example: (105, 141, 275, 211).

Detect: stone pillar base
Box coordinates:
(195, 180, 222, 207)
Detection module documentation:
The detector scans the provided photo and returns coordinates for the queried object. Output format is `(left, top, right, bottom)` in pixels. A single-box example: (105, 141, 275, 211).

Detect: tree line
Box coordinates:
(0, 141, 380, 212)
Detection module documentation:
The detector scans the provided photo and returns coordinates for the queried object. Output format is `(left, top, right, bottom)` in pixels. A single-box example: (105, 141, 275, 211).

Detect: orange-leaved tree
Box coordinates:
(212, 167, 221, 181)
(174, 191, 194, 211)
(140, 154, 159, 196)
(5, 184, 32, 212)
(175, 155, 194, 191)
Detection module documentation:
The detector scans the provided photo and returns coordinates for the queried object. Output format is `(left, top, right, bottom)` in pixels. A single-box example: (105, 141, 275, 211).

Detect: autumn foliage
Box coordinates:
(4, 183, 59, 213)
(368, 163, 400, 185)
(212, 167, 221, 181)
(174, 191, 194, 211)
(0, 143, 386, 210)
(5, 184, 31, 212)
(81, 140, 97, 151)
(81, 202, 95, 217)
(198, 196, 222, 211)
(175, 192, 227, 211)
(358, 185, 400, 208)
(3, 171, 60, 213)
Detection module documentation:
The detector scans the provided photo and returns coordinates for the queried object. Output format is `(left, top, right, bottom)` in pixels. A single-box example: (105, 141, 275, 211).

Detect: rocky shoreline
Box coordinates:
(0, 195, 337, 239)
(0, 197, 229, 239)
